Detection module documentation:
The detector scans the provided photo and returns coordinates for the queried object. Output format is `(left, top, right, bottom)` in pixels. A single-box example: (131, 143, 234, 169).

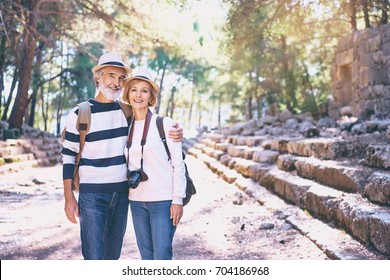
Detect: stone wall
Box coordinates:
(331, 23, 390, 118)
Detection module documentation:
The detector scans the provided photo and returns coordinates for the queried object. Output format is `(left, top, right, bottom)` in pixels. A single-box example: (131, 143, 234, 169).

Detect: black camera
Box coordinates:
(127, 169, 148, 189)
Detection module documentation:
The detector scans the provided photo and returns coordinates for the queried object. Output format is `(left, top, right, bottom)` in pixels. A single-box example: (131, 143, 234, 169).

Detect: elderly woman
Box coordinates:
(121, 68, 186, 260)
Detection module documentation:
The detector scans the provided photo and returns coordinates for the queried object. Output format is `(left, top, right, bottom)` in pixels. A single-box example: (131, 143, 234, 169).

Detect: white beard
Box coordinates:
(98, 83, 121, 101)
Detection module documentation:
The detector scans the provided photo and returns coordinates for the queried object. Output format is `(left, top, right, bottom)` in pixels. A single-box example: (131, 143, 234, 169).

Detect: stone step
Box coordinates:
(226, 135, 268, 146)
(32, 150, 49, 158)
(364, 143, 390, 169)
(278, 154, 390, 206)
(286, 134, 381, 160)
(0, 146, 26, 157)
(0, 159, 39, 175)
(37, 156, 61, 166)
(257, 167, 390, 256)
(36, 143, 62, 151)
(199, 136, 390, 205)
(189, 143, 390, 257)
(279, 155, 373, 193)
(194, 152, 385, 259)
(3, 153, 36, 163)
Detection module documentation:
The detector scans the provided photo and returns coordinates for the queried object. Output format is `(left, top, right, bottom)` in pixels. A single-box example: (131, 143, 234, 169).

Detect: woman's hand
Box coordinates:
(168, 123, 183, 142)
(170, 203, 183, 226)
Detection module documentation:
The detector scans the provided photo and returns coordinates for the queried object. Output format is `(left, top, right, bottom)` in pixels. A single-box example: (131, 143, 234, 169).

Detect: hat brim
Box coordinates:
(91, 65, 132, 76)
(123, 77, 160, 94)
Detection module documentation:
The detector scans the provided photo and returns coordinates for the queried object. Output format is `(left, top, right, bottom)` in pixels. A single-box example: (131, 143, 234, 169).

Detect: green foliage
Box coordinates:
(68, 43, 104, 103)
(1, 0, 389, 131)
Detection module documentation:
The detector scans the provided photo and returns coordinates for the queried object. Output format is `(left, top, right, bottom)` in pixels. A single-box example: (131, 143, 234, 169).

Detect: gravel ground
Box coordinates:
(0, 155, 328, 260)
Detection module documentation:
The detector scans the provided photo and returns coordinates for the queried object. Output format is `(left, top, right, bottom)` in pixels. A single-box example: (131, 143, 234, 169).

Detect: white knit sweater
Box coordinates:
(125, 114, 186, 204)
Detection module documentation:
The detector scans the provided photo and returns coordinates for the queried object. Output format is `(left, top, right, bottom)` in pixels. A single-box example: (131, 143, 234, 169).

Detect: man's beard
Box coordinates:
(98, 83, 121, 101)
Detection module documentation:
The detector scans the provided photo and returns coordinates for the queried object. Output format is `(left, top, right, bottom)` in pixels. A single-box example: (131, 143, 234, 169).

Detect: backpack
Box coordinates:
(156, 116, 196, 206)
(61, 100, 132, 191)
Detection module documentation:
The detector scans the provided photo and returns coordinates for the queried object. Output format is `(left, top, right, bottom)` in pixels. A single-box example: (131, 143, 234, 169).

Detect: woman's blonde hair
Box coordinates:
(121, 79, 157, 107)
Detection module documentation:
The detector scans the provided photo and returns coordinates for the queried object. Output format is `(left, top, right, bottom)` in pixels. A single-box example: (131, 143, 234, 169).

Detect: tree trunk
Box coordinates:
(166, 77, 180, 118)
(380, 0, 388, 24)
(41, 86, 48, 131)
(246, 94, 253, 120)
(218, 91, 222, 129)
(28, 42, 44, 127)
(0, 36, 6, 116)
(8, 0, 39, 129)
(197, 91, 201, 128)
(2, 67, 18, 121)
(188, 86, 196, 126)
(350, 0, 357, 31)
(280, 35, 293, 112)
(155, 62, 168, 114)
(361, 0, 371, 28)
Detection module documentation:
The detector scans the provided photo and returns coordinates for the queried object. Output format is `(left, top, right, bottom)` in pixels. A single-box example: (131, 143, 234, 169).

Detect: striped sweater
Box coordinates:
(61, 98, 129, 193)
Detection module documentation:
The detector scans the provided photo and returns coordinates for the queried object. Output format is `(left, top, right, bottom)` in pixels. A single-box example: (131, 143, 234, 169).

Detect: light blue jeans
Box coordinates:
(129, 200, 176, 260)
(78, 191, 129, 260)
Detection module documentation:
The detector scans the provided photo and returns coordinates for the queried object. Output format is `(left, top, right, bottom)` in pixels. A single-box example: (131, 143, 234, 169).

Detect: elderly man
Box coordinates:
(61, 52, 183, 260)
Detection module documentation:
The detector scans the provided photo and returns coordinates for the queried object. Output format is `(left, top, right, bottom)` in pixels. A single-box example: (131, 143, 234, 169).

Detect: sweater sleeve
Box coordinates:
(61, 107, 80, 180)
(163, 117, 186, 205)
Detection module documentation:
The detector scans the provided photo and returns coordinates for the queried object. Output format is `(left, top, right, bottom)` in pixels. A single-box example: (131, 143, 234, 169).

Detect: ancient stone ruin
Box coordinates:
(183, 24, 390, 260)
(0, 121, 62, 175)
(331, 23, 390, 119)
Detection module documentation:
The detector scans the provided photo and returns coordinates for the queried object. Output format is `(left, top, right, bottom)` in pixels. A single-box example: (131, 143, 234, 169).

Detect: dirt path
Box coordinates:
(0, 155, 327, 260)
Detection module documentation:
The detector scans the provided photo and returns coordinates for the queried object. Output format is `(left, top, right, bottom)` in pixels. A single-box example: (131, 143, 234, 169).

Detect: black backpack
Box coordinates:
(156, 116, 196, 206)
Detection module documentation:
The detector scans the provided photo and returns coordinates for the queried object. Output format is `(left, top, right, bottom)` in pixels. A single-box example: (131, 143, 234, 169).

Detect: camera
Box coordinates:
(127, 169, 148, 189)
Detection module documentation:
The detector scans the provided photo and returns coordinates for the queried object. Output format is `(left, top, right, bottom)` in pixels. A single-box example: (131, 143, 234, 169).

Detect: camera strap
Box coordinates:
(127, 109, 153, 171)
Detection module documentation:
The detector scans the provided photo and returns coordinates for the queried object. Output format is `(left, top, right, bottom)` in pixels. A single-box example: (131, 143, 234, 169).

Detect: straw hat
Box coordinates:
(123, 68, 160, 94)
(91, 52, 132, 75)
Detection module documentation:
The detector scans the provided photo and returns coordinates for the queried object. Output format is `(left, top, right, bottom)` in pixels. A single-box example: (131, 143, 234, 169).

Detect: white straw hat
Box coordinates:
(91, 52, 132, 75)
(123, 68, 160, 94)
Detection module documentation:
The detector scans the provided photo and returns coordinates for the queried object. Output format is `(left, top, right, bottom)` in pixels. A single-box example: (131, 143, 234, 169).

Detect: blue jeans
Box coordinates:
(78, 192, 129, 260)
(129, 200, 176, 260)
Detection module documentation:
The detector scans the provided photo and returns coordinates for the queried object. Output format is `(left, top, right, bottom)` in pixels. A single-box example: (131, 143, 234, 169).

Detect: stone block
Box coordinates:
(365, 144, 390, 169)
(271, 139, 289, 153)
(277, 154, 297, 172)
(247, 163, 272, 182)
(227, 145, 246, 157)
(295, 157, 373, 193)
(364, 172, 390, 205)
(370, 65, 389, 85)
(4, 129, 20, 140)
(252, 150, 279, 164)
(372, 51, 384, 64)
(305, 185, 340, 222)
(380, 24, 390, 43)
(336, 49, 353, 66)
(273, 172, 311, 208)
(369, 212, 390, 255)
(335, 199, 370, 245)
(358, 66, 370, 86)
(220, 154, 233, 167)
(233, 158, 257, 178)
(366, 34, 381, 52)
(215, 143, 232, 152)
(382, 42, 390, 57)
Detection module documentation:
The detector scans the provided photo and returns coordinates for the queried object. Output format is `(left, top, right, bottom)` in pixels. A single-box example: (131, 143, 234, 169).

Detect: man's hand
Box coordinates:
(64, 179, 79, 224)
(168, 123, 183, 142)
(170, 204, 183, 226)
